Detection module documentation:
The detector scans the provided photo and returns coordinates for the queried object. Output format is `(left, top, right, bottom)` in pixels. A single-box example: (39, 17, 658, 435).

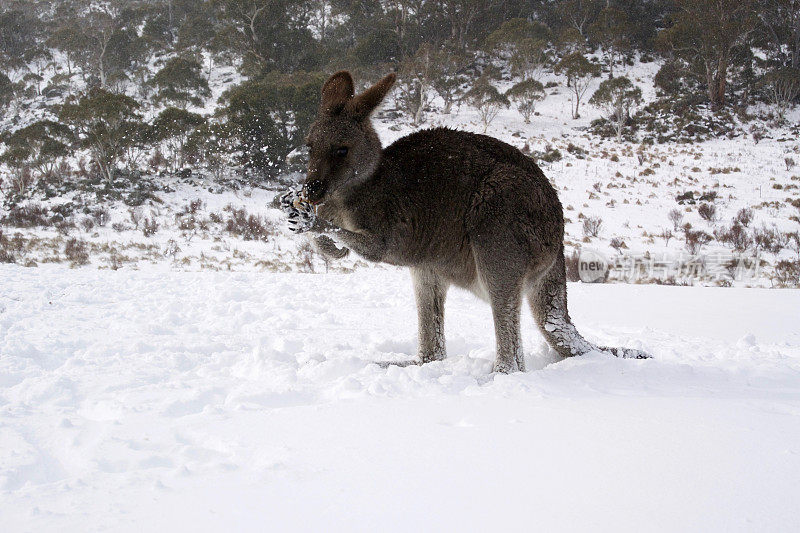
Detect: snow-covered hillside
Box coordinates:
(1, 265, 799, 531)
(3, 57, 799, 286)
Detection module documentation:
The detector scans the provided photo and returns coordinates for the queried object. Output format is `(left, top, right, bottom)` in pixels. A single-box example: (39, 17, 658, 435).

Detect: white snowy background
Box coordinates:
(2, 57, 800, 531)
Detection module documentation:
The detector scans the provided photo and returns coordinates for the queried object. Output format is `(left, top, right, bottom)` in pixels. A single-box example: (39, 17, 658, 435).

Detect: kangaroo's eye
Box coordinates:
(334, 147, 348, 157)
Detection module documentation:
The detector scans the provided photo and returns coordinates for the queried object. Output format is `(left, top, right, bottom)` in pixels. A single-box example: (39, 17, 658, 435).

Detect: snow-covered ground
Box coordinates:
(2, 264, 799, 531)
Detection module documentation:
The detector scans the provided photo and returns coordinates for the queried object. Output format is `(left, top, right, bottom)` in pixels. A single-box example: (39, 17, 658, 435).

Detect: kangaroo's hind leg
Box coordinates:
(411, 268, 449, 364)
(471, 249, 527, 373)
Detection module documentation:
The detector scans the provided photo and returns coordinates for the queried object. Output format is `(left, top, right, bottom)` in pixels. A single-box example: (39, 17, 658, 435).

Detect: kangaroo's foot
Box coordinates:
(492, 345, 526, 373)
(601, 346, 651, 359)
(492, 358, 521, 374)
(418, 350, 446, 364)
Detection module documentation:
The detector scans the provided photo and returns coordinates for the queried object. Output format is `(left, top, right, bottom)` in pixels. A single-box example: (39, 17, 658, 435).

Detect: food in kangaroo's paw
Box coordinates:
(282, 191, 317, 234)
(281, 189, 315, 212)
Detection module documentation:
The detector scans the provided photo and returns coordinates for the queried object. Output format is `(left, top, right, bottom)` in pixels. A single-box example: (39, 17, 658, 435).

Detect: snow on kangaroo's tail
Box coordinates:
(529, 249, 649, 360)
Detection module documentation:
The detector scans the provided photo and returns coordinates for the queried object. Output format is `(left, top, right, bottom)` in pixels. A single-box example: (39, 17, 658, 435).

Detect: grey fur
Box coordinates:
(290, 71, 648, 372)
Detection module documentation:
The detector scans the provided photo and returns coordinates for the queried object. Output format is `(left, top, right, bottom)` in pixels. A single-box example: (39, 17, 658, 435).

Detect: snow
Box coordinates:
(2, 264, 799, 531)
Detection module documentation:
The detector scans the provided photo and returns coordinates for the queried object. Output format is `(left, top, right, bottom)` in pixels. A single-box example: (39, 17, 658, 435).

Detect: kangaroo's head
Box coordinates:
(303, 70, 396, 204)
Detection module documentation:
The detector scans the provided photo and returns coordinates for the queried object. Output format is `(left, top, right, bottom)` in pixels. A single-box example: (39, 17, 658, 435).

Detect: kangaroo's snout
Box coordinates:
(304, 179, 327, 204)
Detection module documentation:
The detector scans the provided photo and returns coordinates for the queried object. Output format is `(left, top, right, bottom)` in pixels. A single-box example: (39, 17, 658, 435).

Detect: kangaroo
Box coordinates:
(282, 71, 648, 373)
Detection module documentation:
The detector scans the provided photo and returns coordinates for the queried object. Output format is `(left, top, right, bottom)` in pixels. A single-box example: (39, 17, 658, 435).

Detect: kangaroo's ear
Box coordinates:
(320, 71, 355, 115)
(346, 72, 396, 120)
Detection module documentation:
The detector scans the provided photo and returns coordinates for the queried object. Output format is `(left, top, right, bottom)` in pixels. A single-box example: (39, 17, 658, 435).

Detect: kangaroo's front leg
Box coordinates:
(411, 268, 448, 364)
(281, 195, 387, 263)
(316, 221, 387, 263)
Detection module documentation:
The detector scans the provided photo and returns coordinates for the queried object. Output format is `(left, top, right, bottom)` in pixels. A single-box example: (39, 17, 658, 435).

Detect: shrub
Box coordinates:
(567, 143, 587, 158)
(129, 208, 142, 229)
(589, 76, 642, 140)
(534, 146, 562, 163)
(716, 222, 751, 251)
(224, 207, 275, 241)
(684, 229, 712, 255)
(734, 208, 753, 227)
(668, 208, 684, 230)
(750, 124, 766, 143)
(660, 228, 673, 245)
(296, 242, 316, 273)
(1, 203, 50, 227)
(150, 57, 210, 107)
(142, 217, 159, 237)
(774, 260, 800, 287)
(697, 203, 717, 222)
(753, 225, 786, 255)
(0, 229, 15, 263)
(164, 239, 180, 258)
(464, 77, 509, 132)
(582, 216, 603, 238)
(80, 217, 95, 232)
(610, 237, 627, 252)
(505, 79, 545, 124)
(183, 199, 203, 215)
(90, 207, 110, 227)
(64, 238, 89, 266)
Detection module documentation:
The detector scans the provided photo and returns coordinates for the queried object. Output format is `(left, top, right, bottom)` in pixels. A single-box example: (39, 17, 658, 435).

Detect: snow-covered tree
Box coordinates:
(589, 76, 642, 140)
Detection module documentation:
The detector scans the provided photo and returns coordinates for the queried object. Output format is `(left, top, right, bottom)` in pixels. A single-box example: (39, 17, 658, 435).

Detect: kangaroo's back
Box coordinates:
(338, 128, 563, 279)
(381, 127, 552, 200)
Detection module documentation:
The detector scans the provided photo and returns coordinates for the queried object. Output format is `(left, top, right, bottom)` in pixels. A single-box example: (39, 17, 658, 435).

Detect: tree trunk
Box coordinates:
(615, 101, 625, 140)
(99, 37, 109, 88)
(709, 54, 728, 109)
(414, 82, 425, 125)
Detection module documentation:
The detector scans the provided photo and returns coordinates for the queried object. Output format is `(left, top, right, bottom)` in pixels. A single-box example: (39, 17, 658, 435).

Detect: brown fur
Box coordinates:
(298, 71, 648, 372)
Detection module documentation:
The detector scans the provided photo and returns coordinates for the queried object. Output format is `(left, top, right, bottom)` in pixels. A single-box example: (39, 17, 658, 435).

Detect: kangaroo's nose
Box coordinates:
(304, 180, 326, 204)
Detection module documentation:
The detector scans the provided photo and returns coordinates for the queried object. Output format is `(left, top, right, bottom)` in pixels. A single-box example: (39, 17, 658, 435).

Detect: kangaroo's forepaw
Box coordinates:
(313, 235, 349, 260)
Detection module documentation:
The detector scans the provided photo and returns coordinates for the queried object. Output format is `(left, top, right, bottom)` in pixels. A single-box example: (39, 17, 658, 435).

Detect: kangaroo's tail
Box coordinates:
(528, 247, 649, 359)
